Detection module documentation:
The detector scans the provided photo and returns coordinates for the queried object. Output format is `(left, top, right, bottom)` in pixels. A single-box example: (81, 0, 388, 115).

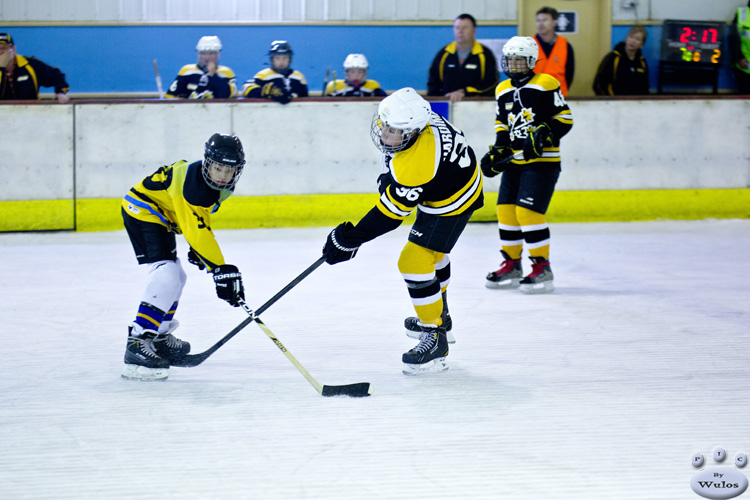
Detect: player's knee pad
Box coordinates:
(398, 241, 444, 276)
(516, 206, 547, 227)
(497, 204, 519, 227)
(143, 260, 185, 313)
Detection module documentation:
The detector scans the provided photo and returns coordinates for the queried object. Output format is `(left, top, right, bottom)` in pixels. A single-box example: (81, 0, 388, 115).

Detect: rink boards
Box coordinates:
(1, 98, 749, 231)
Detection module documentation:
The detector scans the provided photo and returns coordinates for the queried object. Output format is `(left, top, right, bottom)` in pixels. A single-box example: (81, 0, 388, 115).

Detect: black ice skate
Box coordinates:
(402, 324, 449, 375)
(486, 251, 523, 289)
(519, 257, 555, 294)
(122, 327, 169, 381)
(153, 322, 191, 363)
(405, 315, 454, 344)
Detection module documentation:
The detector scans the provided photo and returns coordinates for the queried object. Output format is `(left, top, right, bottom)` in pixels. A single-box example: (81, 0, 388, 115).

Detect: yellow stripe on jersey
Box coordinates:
(390, 126, 439, 187)
(420, 164, 483, 216)
(376, 190, 413, 220)
(553, 109, 573, 125)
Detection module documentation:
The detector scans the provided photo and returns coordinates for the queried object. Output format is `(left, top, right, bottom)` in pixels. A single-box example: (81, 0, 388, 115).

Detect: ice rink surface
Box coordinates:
(1, 219, 749, 500)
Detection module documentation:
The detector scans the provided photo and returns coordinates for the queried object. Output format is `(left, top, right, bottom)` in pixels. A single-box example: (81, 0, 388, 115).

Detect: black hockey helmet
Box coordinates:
(202, 133, 246, 191)
(269, 40, 293, 57)
(269, 40, 293, 71)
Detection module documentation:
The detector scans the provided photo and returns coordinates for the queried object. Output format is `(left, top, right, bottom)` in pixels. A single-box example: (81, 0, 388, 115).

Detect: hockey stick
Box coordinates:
(322, 66, 330, 96)
(171, 256, 326, 368)
(153, 59, 164, 99)
(240, 300, 371, 398)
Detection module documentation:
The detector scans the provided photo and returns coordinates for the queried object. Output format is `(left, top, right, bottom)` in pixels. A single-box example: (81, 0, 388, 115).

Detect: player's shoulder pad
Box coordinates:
(255, 68, 278, 79)
(363, 80, 381, 90)
(527, 73, 561, 92)
(495, 79, 514, 98)
(390, 126, 438, 187)
(291, 70, 307, 84)
(178, 64, 202, 76)
(326, 80, 345, 93)
(217, 66, 236, 78)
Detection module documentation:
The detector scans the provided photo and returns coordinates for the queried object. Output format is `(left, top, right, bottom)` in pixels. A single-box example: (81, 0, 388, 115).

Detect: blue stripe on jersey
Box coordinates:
(124, 194, 170, 226)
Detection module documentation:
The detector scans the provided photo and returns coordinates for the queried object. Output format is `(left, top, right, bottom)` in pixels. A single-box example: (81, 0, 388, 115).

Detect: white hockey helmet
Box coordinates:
(370, 87, 431, 153)
(501, 36, 538, 80)
(343, 53, 369, 70)
(196, 35, 222, 53)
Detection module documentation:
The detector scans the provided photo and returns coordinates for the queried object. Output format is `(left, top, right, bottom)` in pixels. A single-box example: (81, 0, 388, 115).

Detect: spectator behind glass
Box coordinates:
(0, 33, 69, 103)
(164, 36, 237, 99)
(427, 13, 499, 102)
(242, 40, 308, 105)
(729, 1, 750, 94)
(325, 54, 387, 97)
(593, 26, 649, 96)
(533, 6, 575, 96)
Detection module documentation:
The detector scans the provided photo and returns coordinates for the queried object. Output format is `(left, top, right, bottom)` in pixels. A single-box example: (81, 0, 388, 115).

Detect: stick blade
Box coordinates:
(321, 382, 371, 398)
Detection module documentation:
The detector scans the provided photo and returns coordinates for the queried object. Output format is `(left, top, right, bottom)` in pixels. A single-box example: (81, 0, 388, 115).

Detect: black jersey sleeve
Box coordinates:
(28, 57, 69, 94)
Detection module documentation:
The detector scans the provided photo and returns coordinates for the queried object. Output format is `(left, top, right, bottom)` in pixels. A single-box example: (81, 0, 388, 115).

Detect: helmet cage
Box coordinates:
(370, 113, 420, 154)
(202, 157, 244, 191)
(202, 134, 246, 191)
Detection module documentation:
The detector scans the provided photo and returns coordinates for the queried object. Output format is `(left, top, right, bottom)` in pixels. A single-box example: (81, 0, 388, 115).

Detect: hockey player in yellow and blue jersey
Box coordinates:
(481, 36, 573, 294)
(121, 134, 247, 381)
(164, 36, 237, 99)
(324, 53, 387, 97)
(322, 87, 483, 375)
(242, 41, 308, 104)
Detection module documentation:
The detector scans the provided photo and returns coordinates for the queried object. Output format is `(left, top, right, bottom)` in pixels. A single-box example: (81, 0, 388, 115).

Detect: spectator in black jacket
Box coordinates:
(0, 33, 70, 102)
(427, 13, 499, 102)
(593, 26, 650, 96)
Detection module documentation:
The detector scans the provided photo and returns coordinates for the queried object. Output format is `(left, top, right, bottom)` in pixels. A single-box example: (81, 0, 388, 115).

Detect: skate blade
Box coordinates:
(405, 329, 455, 344)
(121, 364, 169, 381)
(519, 281, 555, 294)
(485, 278, 521, 289)
(402, 357, 448, 376)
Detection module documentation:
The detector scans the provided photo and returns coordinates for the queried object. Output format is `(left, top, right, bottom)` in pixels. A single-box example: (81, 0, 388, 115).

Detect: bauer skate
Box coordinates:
(122, 327, 169, 381)
(153, 320, 191, 363)
(402, 324, 449, 375)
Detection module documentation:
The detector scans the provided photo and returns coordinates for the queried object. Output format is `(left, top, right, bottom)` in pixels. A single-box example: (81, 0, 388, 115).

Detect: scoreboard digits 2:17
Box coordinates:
(660, 20, 725, 65)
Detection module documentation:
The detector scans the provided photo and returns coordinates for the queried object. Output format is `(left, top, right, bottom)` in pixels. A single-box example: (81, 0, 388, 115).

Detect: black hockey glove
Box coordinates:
(213, 264, 245, 307)
(377, 172, 392, 194)
(323, 222, 366, 265)
(261, 82, 291, 104)
(187, 247, 205, 271)
(522, 123, 552, 161)
(480, 145, 514, 177)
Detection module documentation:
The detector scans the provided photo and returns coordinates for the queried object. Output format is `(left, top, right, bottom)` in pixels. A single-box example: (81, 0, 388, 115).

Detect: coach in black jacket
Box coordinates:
(0, 33, 70, 102)
(427, 13, 499, 102)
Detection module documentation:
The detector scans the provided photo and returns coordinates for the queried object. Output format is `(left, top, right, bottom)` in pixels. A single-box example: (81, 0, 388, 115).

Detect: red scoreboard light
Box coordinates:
(660, 20, 726, 65)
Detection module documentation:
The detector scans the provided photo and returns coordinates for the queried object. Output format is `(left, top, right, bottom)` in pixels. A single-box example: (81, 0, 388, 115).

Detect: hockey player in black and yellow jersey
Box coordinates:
(242, 41, 308, 104)
(481, 36, 573, 294)
(164, 36, 237, 99)
(322, 88, 483, 375)
(120, 134, 247, 381)
(324, 54, 387, 97)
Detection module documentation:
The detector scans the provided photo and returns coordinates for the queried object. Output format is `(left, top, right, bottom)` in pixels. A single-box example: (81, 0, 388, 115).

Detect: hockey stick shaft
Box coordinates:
(322, 66, 330, 96)
(153, 59, 164, 99)
(244, 304, 371, 398)
(171, 256, 326, 367)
